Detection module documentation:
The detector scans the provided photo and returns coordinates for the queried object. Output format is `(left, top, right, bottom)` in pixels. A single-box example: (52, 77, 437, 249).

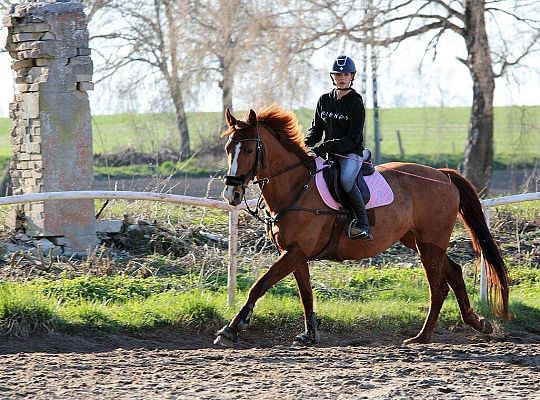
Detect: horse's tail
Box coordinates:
(439, 168, 510, 320)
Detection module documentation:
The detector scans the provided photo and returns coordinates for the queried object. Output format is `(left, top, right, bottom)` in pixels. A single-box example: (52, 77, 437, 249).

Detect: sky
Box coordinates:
(1, 23, 539, 117)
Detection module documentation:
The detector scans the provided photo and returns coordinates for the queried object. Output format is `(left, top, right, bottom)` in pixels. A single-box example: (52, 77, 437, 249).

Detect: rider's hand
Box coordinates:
(312, 144, 327, 158)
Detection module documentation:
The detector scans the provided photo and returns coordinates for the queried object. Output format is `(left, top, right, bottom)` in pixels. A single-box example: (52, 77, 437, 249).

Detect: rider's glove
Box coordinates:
(312, 143, 327, 158)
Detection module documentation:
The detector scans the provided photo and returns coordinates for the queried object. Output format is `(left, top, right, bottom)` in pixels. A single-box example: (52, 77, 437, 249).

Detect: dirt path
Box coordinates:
(0, 330, 538, 399)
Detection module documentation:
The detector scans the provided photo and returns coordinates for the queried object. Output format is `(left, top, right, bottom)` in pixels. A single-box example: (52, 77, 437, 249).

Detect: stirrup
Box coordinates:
(347, 219, 372, 241)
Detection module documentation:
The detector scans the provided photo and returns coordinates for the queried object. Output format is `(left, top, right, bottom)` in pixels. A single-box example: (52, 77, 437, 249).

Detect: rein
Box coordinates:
(330, 152, 452, 185)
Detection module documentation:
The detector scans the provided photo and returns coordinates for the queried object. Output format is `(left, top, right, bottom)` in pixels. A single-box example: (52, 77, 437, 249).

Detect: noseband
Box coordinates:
(224, 127, 263, 188)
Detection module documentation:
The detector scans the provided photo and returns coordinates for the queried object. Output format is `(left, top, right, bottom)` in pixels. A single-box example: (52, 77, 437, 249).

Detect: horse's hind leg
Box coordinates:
(293, 262, 320, 346)
(404, 241, 450, 344)
(214, 242, 307, 346)
(445, 255, 493, 334)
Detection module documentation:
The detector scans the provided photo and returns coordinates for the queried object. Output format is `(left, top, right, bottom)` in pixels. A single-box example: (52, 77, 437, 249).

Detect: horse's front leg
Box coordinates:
(214, 242, 307, 346)
(292, 262, 320, 346)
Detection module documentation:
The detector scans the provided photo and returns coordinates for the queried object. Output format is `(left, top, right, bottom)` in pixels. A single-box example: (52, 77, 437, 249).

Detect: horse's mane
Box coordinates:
(223, 105, 315, 170)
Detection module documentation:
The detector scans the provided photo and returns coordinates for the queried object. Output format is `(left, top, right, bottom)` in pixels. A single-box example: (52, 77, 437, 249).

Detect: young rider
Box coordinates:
(304, 55, 372, 241)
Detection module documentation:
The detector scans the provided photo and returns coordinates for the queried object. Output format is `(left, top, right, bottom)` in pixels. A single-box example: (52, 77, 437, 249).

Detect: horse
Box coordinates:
(214, 105, 509, 346)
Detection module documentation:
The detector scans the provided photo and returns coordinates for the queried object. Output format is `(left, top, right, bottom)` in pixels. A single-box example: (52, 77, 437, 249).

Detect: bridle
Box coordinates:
(223, 127, 264, 189)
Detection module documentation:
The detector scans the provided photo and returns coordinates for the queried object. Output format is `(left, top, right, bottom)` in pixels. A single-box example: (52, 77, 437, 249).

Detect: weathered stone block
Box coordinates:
(12, 32, 43, 42)
(75, 74, 92, 83)
(35, 58, 51, 66)
(15, 68, 29, 78)
(2, 16, 14, 27)
(69, 55, 92, 66)
(12, 59, 33, 69)
(40, 32, 56, 41)
(13, 23, 50, 33)
(13, 41, 39, 52)
(96, 220, 123, 234)
(27, 143, 41, 154)
(17, 49, 45, 60)
(73, 62, 92, 76)
(20, 92, 40, 119)
(77, 81, 94, 91)
(27, 83, 41, 92)
(77, 48, 91, 56)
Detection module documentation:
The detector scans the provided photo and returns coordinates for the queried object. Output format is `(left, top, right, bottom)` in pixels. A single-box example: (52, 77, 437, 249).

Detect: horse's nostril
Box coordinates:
(233, 191, 241, 201)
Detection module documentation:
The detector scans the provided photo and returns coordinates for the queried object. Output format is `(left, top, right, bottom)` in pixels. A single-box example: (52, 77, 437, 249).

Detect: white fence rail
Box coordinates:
(0, 190, 538, 306)
(0, 191, 256, 307)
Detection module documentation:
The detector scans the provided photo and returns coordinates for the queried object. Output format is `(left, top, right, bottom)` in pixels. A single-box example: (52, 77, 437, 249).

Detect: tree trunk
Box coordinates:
(164, 1, 190, 161)
(171, 83, 191, 160)
(462, 0, 495, 194)
(219, 36, 234, 131)
(165, 69, 191, 160)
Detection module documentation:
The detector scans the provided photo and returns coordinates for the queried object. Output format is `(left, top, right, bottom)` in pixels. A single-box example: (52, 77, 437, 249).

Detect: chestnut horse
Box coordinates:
(215, 105, 509, 346)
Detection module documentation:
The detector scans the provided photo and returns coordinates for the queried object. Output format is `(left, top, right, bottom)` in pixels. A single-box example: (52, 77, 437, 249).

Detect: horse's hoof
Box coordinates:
(214, 334, 236, 347)
(403, 335, 430, 345)
(214, 325, 238, 347)
(293, 332, 318, 346)
(480, 318, 493, 334)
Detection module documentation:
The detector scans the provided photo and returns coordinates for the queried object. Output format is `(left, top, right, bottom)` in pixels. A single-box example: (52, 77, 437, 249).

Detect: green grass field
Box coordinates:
(0, 105, 539, 172)
(0, 265, 538, 338)
(0, 197, 537, 339)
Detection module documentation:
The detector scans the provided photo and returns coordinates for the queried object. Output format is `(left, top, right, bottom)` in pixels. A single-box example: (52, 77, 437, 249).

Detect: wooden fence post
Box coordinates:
(396, 130, 405, 159)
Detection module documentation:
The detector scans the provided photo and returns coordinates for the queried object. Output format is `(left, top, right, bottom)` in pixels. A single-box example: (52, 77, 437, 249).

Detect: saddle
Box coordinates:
(311, 150, 394, 261)
(322, 150, 375, 208)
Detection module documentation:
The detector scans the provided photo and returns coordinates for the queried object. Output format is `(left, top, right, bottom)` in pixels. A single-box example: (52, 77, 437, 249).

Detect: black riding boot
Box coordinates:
(346, 184, 372, 241)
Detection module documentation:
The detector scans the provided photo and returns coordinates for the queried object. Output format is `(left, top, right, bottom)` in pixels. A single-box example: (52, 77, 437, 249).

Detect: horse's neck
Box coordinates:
(257, 138, 310, 214)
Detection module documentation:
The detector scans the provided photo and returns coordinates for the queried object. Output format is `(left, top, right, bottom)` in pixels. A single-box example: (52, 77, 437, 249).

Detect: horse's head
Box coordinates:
(222, 108, 262, 206)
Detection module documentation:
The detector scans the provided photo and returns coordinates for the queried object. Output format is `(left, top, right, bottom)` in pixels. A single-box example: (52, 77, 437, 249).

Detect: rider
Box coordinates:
(304, 55, 372, 241)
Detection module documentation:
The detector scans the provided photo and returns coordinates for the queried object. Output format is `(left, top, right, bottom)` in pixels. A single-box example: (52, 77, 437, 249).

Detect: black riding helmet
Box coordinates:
(330, 55, 356, 89)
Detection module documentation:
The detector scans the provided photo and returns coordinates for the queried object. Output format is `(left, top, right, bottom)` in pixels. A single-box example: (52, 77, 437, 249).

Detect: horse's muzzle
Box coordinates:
(223, 185, 243, 206)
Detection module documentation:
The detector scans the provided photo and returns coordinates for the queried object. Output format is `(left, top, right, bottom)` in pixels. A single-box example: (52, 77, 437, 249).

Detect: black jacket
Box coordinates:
(304, 89, 366, 156)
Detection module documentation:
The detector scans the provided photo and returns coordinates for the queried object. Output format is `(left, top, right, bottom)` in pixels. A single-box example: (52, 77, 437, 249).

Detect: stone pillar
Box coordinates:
(3, 1, 96, 251)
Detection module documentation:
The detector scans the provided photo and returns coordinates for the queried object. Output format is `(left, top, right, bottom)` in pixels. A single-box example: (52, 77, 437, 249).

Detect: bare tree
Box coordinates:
(188, 0, 261, 128)
(92, 0, 192, 160)
(301, 0, 540, 193)
(188, 0, 310, 127)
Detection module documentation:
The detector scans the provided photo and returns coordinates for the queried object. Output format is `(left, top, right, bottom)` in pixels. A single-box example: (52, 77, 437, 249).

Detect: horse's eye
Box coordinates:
(246, 148, 254, 154)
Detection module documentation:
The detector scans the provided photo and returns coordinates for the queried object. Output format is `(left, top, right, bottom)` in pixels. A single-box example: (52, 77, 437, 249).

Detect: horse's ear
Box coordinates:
(248, 109, 257, 126)
(225, 108, 236, 128)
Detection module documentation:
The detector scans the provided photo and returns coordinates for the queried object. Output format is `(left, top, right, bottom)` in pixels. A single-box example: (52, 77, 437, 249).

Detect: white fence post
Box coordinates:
(228, 209, 239, 307)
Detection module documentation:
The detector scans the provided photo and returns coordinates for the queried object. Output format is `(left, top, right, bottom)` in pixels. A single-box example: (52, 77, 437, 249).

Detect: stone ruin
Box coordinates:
(3, 0, 96, 251)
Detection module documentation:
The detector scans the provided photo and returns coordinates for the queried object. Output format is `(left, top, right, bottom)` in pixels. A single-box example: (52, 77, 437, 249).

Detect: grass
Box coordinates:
(0, 265, 537, 338)
(0, 181, 536, 340)
(0, 105, 538, 173)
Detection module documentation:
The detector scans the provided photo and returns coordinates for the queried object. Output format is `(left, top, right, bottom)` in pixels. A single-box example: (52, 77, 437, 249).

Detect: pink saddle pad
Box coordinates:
(314, 157, 394, 211)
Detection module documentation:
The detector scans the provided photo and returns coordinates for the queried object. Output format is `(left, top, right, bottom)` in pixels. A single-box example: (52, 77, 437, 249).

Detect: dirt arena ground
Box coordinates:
(0, 328, 538, 399)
